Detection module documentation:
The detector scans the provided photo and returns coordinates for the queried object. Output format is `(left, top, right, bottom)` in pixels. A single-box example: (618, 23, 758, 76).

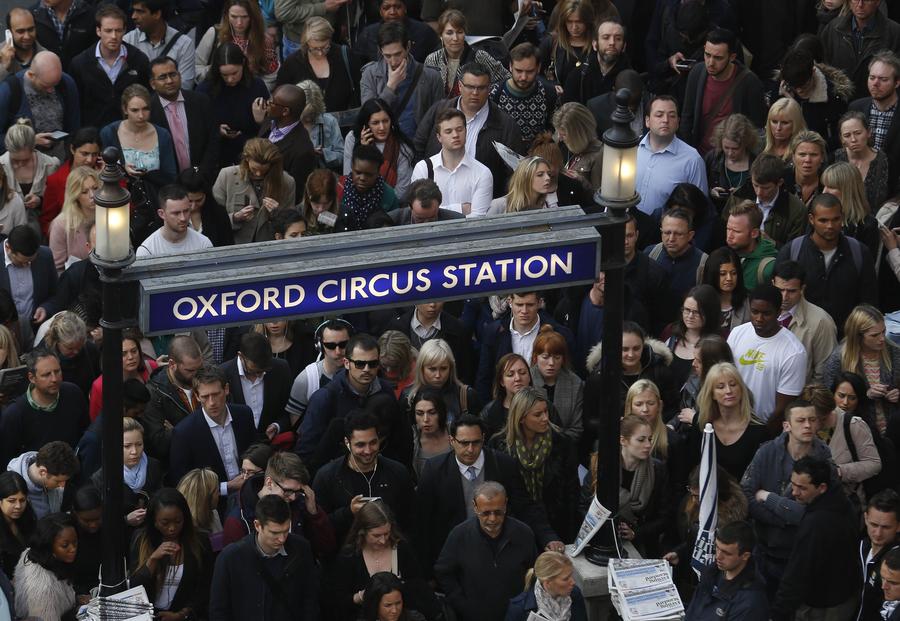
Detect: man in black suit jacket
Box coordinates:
(68, 5, 150, 129)
(387, 302, 474, 384)
(255, 84, 317, 190)
(168, 366, 256, 504)
(587, 69, 649, 139)
(415, 415, 561, 576)
(220, 331, 292, 439)
(148, 56, 220, 183)
(849, 52, 900, 195)
(0, 226, 57, 347)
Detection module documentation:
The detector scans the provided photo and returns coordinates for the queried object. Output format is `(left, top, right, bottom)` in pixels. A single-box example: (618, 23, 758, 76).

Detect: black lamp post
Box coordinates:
(91, 147, 135, 597)
(587, 88, 642, 564)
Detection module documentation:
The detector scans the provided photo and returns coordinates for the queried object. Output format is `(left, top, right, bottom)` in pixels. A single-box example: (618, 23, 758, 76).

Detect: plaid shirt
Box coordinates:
(869, 101, 896, 151)
(44, 0, 76, 40)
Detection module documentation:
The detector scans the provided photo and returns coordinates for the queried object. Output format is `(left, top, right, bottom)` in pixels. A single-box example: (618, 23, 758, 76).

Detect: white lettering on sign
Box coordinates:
(169, 252, 575, 321)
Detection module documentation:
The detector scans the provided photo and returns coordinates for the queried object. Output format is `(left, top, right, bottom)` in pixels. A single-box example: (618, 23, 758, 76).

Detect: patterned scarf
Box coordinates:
(512, 432, 552, 500)
(618, 457, 655, 525)
(883, 600, 899, 621)
(380, 136, 400, 188)
(534, 577, 572, 621)
(342, 177, 385, 231)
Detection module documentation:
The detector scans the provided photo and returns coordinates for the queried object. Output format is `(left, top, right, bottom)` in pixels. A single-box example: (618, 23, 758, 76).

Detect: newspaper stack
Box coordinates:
(608, 559, 684, 621)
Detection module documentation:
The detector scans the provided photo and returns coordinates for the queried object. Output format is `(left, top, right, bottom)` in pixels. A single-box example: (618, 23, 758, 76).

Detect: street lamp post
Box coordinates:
(91, 147, 135, 597)
(587, 89, 641, 564)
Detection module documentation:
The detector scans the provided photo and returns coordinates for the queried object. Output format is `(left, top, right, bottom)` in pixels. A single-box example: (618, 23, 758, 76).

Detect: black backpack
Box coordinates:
(843, 412, 900, 498)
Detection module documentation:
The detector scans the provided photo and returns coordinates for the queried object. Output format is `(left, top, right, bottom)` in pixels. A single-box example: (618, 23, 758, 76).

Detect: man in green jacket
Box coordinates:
(726, 199, 779, 290)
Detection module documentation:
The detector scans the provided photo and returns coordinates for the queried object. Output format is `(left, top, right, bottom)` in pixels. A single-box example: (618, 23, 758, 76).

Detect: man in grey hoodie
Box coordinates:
(6, 441, 79, 518)
(741, 399, 835, 601)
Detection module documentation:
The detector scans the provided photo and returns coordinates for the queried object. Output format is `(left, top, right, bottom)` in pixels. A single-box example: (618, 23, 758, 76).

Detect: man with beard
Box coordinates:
(0, 9, 44, 80)
(563, 18, 630, 104)
(849, 51, 900, 195)
(490, 42, 557, 146)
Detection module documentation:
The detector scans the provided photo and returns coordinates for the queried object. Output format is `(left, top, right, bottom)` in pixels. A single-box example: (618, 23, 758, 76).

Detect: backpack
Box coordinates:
(648, 243, 708, 285)
(843, 412, 900, 499)
(789, 235, 862, 272)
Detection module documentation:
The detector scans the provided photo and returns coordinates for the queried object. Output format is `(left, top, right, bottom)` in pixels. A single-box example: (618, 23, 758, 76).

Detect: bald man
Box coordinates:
(252, 84, 317, 188)
(0, 50, 80, 158)
(0, 9, 45, 81)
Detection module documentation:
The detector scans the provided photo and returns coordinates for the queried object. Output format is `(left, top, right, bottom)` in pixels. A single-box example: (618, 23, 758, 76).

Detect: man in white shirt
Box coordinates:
(136, 184, 212, 257)
(727, 284, 807, 425)
(123, 0, 195, 87)
(411, 108, 493, 216)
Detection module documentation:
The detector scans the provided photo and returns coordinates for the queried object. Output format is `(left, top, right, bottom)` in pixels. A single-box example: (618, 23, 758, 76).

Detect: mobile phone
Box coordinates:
(675, 59, 697, 71)
(360, 497, 381, 502)
(48, 130, 69, 142)
(4, 30, 11, 47)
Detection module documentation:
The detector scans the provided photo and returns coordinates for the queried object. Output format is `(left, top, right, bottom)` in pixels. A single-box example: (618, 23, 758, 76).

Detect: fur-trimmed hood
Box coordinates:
(585, 338, 673, 375)
(775, 62, 854, 103)
(13, 550, 76, 620)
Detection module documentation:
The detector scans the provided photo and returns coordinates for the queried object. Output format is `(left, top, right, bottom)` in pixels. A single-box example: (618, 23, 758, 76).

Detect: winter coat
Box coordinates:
(141, 365, 196, 462)
(13, 550, 76, 621)
(505, 583, 588, 621)
(821, 10, 900, 98)
(775, 63, 853, 149)
(681, 63, 767, 149)
(724, 182, 807, 248)
(686, 558, 769, 621)
(825, 410, 882, 505)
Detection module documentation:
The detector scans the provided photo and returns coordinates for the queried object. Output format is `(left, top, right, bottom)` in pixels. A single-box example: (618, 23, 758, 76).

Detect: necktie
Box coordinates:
(165, 101, 191, 172)
(465, 466, 477, 481)
(780, 313, 792, 328)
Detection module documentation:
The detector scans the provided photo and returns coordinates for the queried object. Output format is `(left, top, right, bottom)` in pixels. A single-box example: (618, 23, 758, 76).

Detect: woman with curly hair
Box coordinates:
(13, 512, 79, 620)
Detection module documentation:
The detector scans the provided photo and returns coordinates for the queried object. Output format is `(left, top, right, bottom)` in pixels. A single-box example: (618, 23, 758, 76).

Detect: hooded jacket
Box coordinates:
(775, 63, 854, 149)
(7, 452, 65, 519)
(739, 432, 834, 560)
(686, 557, 769, 621)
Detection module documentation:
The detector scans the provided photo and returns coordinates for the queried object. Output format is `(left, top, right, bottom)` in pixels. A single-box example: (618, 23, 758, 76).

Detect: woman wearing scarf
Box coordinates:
(505, 551, 588, 621)
(335, 143, 400, 232)
(489, 387, 580, 542)
(343, 99, 415, 200)
(91, 418, 164, 530)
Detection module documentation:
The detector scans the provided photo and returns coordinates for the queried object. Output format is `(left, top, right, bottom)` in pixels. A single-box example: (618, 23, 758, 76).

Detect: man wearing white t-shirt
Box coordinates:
(727, 284, 807, 425)
(410, 108, 493, 217)
(136, 185, 213, 258)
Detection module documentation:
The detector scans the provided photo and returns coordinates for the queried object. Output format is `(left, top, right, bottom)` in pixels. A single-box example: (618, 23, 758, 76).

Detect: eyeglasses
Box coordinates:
(451, 437, 483, 448)
(152, 71, 179, 82)
(850, 0, 878, 4)
(460, 82, 489, 93)
(272, 479, 304, 499)
(266, 100, 287, 109)
(241, 468, 261, 477)
(681, 307, 702, 317)
(474, 509, 506, 518)
(348, 358, 380, 369)
(308, 42, 331, 55)
(322, 340, 349, 350)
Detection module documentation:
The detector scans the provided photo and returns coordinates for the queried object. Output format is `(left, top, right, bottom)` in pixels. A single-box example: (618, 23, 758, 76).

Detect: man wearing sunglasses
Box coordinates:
(295, 333, 411, 475)
(286, 319, 352, 427)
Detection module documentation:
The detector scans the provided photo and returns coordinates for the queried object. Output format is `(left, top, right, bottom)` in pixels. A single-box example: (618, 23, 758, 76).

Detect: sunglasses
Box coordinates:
(348, 359, 380, 370)
(322, 340, 349, 350)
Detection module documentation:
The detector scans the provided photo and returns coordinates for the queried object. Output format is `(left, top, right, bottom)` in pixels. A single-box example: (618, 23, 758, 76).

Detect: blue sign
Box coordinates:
(145, 241, 598, 332)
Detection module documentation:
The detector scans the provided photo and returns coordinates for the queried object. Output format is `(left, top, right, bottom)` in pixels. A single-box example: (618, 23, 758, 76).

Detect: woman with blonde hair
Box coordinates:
(705, 113, 759, 208)
(528, 131, 595, 208)
(329, 500, 438, 620)
(763, 98, 807, 160)
(297, 80, 344, 171)
(404, 338, 479, 424)
(195, 0, 279, 89)
(299, 168, 338, 234)
(424, 9, 510, 97)
(0, 165, 27, 235)
(48, 166, 98, 272)
(789, 130, 827, 205)
(506, 550, 588, 620)
(212, 137, 296, 244)
(553, 103, 603, 191)
(833, 111, 890, 212)
(540, 0, 596, 95)
(38, 310, 99, 398)
(491, 387, 580, 542)
(176, 468, 223, 551)
(0, 120, 60, 228)
(695, 362, 768, 480)
(822, 161, 879, 253)
(823, 304, 900, 438)
(488, 156, 555, 214)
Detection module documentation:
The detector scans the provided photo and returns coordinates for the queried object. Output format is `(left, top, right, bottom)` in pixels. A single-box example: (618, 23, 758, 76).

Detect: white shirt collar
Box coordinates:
(238, 355, 265, 383)
(510, 317, 540, 337)
(203, 407, 232, 428)
(456, 450, 485, 477)
(3, 241, 14, 268)
(411, 310, 441, 333)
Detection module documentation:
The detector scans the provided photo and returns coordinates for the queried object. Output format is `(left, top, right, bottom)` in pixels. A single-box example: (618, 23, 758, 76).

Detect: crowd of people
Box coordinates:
(1, 0, 900, 619)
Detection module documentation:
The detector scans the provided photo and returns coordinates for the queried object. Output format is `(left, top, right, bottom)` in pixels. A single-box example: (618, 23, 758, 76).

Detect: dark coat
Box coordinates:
(311, 454, 415, 542)
(724, 181, 807, 248)
(209, 533, 319, 621)
(149, 90, 221, 185)
(0, 70, 80, 135)
(356, 17, 439, 63)
(771, 486, 860, 618)
(69, 43, 151, 129)
(685, 559, 769, 621)
(821, 11, 900, 98)
(90, 454, 165, 517)
(129, 531, 213, 616)
(489, 430, 581, 542)
(434, 516, 537, 621)
(475, 311, 576, 403)
(859, 538, 900, 621)
(680, 63, 767, 149)
(736, 0, 817, 77)
(198, 196, 235, 247)
(587, 91, 649, 139)
(414, 447, 557, 575)
(141, 365, 194, 463)
(415, 98, 524, 199)
(49, 257, 101, 319)
(0, 242, 57, 317)
(850, 96, 900, 196)
(260, 121, 318, 190)
(30, 0, 96, 70)
(387, 308, 474, 384)
(388, 207, 465, 225)
(562, 53, 631, 105)
(775, 233, 878, 336)
(168, 404, 256, 487)
(505, 584, 588, 621)
(220, 356, 292, 436)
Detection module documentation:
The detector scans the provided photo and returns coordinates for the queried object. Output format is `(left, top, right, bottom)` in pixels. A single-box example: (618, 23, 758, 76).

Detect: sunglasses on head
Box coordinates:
(348, 359, 380, 370)
(322, 340, 349, 350)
